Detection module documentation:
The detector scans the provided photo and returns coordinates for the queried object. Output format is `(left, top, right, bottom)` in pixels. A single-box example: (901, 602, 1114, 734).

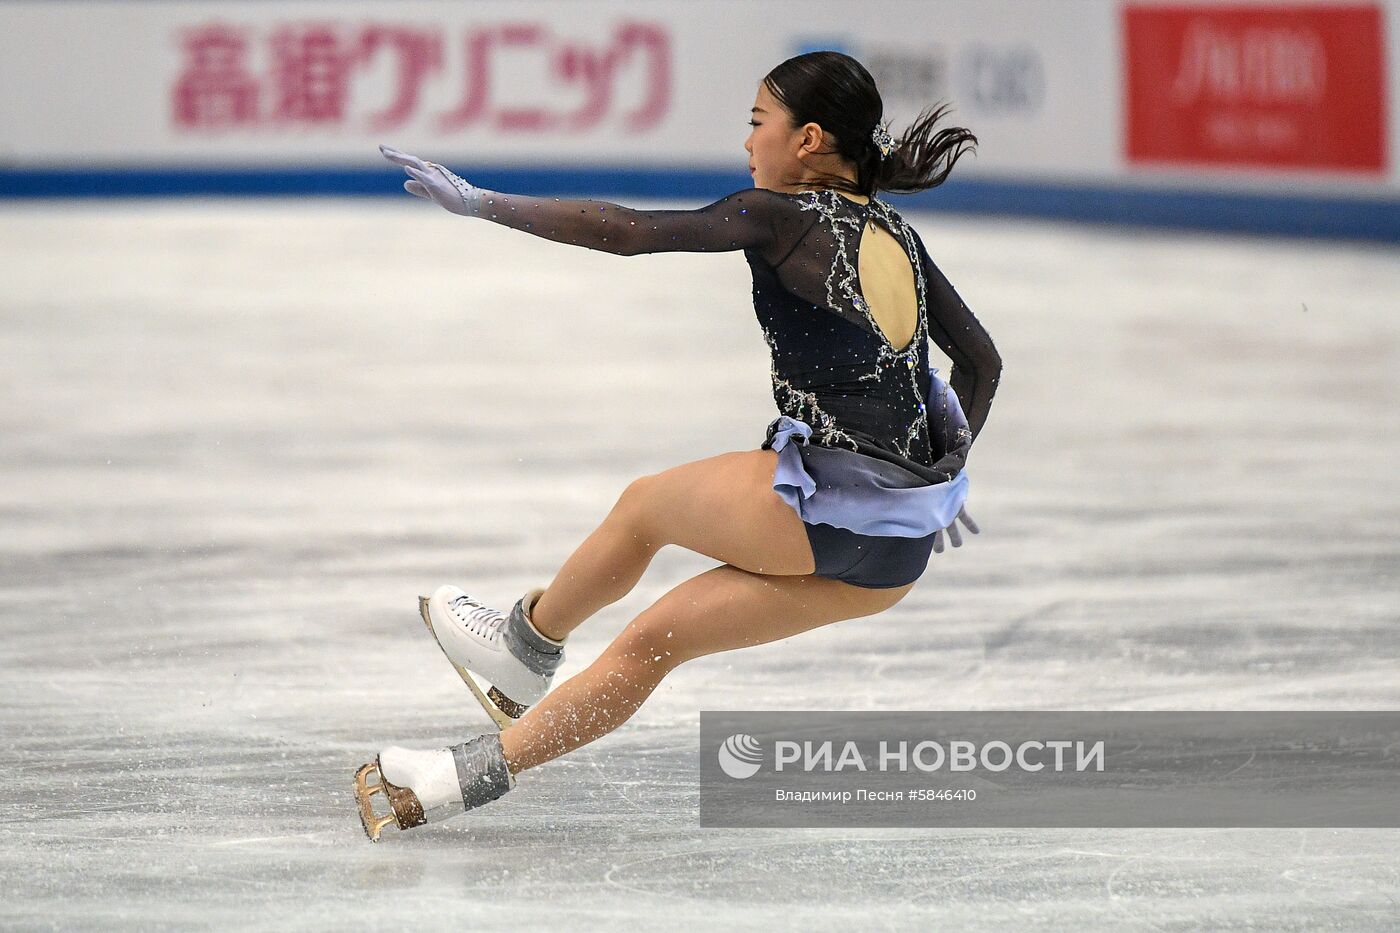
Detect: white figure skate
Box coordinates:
(353, 733, 516, 842)
(419, 584, 567, 730)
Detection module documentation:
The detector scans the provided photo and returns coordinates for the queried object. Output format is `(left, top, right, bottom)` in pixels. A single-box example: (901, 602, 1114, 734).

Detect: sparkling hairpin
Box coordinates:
(870, 121, 896, 158)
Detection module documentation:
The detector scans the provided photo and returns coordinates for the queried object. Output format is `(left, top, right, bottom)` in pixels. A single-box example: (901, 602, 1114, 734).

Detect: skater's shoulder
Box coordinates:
(709, 186, 814, 212)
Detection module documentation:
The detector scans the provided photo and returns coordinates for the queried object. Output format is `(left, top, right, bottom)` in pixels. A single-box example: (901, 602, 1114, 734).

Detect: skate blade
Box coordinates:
(418, 595, 528, 731)
(353, 761, 396, 842)
(353, 759, 426, 842)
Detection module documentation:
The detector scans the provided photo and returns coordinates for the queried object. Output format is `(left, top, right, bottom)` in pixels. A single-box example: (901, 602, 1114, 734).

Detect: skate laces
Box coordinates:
(449, 594, 505, 641)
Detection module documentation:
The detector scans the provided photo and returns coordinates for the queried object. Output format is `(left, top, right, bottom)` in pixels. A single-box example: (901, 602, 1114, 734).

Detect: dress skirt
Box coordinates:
(760, 415, 970, 589)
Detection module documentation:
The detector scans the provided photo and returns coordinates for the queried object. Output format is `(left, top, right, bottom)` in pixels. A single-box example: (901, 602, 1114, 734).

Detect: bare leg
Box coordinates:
(528, 449, 818, 641)
(501, 564, 913, 773)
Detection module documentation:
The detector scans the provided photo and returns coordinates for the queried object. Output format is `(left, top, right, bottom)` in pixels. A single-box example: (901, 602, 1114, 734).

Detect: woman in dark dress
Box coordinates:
(353, 51, 1002, 841)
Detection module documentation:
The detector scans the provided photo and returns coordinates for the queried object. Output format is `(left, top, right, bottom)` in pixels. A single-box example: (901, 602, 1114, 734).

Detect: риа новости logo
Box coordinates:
(717, 733, 763, 779)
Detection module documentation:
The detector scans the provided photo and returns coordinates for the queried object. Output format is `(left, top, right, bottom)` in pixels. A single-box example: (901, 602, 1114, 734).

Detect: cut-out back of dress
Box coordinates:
(850, 198, 919, 352)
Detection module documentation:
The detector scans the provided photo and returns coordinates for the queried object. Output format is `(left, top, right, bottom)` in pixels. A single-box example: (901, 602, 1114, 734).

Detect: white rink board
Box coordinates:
(2, 0, 1397, 198)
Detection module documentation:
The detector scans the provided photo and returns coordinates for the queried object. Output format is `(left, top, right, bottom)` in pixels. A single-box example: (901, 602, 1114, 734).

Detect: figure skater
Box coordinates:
(353, 51, 1002, 841)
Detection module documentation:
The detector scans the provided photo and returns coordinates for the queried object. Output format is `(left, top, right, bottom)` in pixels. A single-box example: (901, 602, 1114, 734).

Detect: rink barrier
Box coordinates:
(2, 166, 1397, 243)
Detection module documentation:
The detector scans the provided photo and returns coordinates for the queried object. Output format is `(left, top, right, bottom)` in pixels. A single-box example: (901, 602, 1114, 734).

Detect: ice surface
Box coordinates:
(2, 198, 1397, 930)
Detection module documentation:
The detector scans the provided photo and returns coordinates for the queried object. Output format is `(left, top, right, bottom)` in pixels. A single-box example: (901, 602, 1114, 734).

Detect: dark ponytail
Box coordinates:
(873, 102, 978, 194)
(762, 51, 977, 198)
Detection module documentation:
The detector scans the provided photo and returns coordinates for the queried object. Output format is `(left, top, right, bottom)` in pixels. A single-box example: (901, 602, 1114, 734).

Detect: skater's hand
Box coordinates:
(379, 144, 486, 216)
(932, 504, 979, 554)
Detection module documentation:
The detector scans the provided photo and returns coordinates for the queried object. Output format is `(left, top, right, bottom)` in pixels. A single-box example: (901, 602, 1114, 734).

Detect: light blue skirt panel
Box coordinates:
(765, 416, 969, 536)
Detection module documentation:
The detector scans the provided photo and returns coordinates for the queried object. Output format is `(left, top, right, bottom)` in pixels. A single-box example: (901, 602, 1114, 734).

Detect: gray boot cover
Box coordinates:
(452, 732, 516, 809)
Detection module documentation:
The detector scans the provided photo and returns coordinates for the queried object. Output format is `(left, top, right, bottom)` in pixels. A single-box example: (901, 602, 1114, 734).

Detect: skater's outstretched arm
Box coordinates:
(912, 232, 1002, 444)
(380, 145, 807, 264)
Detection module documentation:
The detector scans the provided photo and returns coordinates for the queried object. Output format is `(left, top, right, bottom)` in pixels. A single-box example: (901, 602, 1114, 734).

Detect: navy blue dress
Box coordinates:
(460, 185, 1003, 587)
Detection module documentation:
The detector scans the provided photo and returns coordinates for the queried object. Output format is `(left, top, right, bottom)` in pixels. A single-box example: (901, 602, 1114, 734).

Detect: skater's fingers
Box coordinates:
(932, 529, 944, 554)
(406, 164, 454, 193)
(379, 144, 430, 171)
(403, 179, 431, 198)
(947, 521, 963, 548)
(957, 506, 980, 535)
(382, 147, 429, 172)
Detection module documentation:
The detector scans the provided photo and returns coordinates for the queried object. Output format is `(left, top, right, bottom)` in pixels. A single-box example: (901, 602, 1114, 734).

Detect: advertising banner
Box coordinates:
(1124, 3, 1388, 172)
(2, 1, 1397, 238)
(0, 1, 1108, 172)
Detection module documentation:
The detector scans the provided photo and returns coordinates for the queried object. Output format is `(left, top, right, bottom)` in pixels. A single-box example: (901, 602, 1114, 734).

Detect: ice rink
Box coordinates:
(3, 198, 1398, 930)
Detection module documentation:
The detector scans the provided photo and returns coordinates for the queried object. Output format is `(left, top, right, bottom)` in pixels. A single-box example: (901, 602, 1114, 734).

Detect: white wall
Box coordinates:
(1, 0, 1394, 201)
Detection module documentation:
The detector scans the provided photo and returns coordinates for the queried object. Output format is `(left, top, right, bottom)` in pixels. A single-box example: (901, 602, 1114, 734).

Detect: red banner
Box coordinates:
(1123, 4, 1388, 172)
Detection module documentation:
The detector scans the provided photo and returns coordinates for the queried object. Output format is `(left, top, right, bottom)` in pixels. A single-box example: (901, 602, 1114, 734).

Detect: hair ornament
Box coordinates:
(870, 120, 897, 159)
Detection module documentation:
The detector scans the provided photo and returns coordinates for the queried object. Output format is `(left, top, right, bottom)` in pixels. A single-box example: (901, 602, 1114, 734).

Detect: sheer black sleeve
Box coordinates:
(913, 232, 1003, 443)
(461, 187, 807, 266)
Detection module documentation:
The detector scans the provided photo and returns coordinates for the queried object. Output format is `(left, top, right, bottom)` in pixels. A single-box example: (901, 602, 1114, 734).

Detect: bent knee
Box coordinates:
(608, 474, 665, 544)
(615, 473, 657, 509)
